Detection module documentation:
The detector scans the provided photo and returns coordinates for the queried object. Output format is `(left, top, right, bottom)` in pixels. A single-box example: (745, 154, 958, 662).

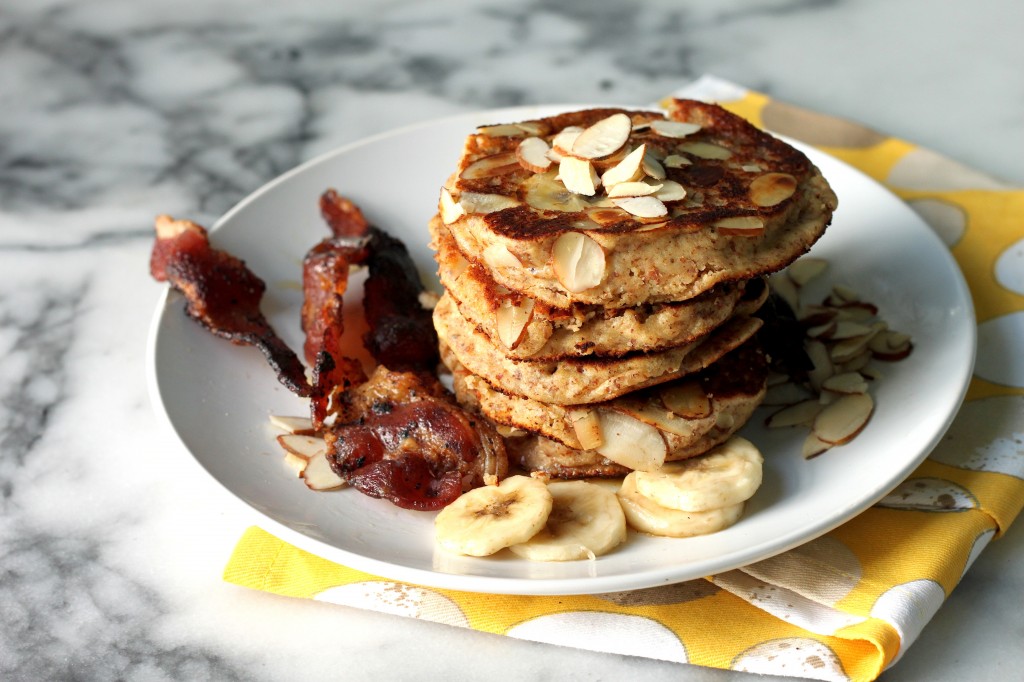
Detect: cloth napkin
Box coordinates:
(223, 76, 1024, 682)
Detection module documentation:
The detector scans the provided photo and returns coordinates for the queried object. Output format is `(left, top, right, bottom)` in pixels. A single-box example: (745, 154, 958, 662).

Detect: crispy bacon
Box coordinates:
(302, 235, 372, 427)
(150, 215, 309, 396)
(320, 188, 370, 237)
(362, 227, 440, 371)
(324, 367, 507, 510)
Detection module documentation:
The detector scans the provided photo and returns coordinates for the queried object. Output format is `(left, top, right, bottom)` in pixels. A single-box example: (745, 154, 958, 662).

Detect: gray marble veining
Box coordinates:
(1, 0, 1021, 680)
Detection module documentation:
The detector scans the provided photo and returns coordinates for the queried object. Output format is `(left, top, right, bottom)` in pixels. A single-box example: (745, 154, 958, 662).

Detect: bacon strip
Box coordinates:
(150, 215, 309, 396)
(362, 227, 440, 371)
(325, 367, 507, 510)
(302, 235, 371, 428)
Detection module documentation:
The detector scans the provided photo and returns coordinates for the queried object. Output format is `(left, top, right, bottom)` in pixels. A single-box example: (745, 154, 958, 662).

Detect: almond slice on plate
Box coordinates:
(812, 393, 874, 445)
(766, 400, 823, 428)
(650, 120, 702, 138)
(595, 409, 667, 471)
(763, 381, 815, 406)
(787, 257, 828, 286)
(821, 372, 869, 395)
(571, 113, 632, 160)
(559, 156, 599, 196)
(269, 415, 315, 435)
(495, 297, 535, 350)
(551, 231, 606, 292)
(601, 144, 646, 187)
(611, 195, 667, 219)
(516, 137, 553, 173)
(301, 451, 346, 490)
(277, 433, 327, 476)
(439, 187, 466, 224)
(802, 432, 833, 459)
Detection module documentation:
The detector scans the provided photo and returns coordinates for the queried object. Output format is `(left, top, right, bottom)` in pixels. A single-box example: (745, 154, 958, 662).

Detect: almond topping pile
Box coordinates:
(763, 258, 914, 459)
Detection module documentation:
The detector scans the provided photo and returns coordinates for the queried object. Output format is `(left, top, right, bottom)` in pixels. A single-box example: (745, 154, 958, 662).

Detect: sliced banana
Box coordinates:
(632, 436, 763, 512)
(508, 481, 627, 561)
(522, 171, 590, 212)
(434, 476, 553, 557)
(617, 472, 745, 538)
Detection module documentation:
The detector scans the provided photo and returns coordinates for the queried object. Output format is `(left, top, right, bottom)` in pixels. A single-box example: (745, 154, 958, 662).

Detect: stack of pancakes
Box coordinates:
(430, 100, 837, 478)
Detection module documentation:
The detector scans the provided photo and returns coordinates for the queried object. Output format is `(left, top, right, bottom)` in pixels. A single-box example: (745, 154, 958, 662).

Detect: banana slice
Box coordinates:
(508, 481, 627, 561)
(617, 472, 745, 538)
(632, 436, 763, 512)
(434, 476, 553, 557)
(522, 171, 591, 212)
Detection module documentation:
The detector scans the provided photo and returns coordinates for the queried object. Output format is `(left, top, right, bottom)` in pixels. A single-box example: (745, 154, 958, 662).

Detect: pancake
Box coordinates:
(434, 291, 762, 405)
(446, 339, 767, 453)
(439, 100, 837, 308)
(432, 214, 765, 360)
(488, 341, 768, 479)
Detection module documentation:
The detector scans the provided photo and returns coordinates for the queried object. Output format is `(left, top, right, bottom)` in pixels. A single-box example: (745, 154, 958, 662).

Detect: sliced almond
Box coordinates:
(516, 137, 553, 173)
(483, 243, 523, 270)
(837, 350, 873, 374)
(715, 216, 765, 236)
(551, 126, 584, 155)
(458, 192, 520, 215)
(301, 451, 346, 491)
(570, 113, 632, 160)
(495, 423, 528, 438)
(495, 297, 535, 350)
(607, 181, 660, 198)
(678, 141, 732, 160)
(277, 433, 327, 459)
(477, 124, 529, 137)
(642, 152, 666, 180)
(825, 284, 861, 306)
(807, 319, 838, 339)
(763, 381, 814, 406)
(822, 372, 869, 395)
(741, 163, 763, 173)
(659, 382, 712, 419)
(663, 154, 692, 168)
(551, 231, 606, 293)
(600, 144, 646, 187)
(802, 432, 833, 459)
(766, 400, 823, 429)
(749, 172, 798, 207)
(830, 332, 877, 363)
(269, 415, 315, 435)
(831, 321, 874, 340)
(654, 180, 686, 202)
(812, 393, 873, 445)
(787, 258, 828, 287)
(612, 400, 695, 437)
(650, 120, 701, 138)
(806, 339, 834, 391)
(611, 195, 667, 219)
(569, 409, 603, 450)
(870, 330, 913, 361)
(586, 206, 631, 227)
(595, 409, 667, 471)
(439, 187, 466, 224)
(460, 152, 520, 180)
(769, 271, 801, 314)
(559, 156, 599, 196)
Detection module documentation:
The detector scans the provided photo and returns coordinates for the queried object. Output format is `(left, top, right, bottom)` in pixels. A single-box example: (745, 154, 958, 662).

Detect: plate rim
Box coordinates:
(146, 104, 976, 595)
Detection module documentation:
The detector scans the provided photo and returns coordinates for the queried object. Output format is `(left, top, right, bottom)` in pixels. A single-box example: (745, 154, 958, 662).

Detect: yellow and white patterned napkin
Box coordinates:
(224, 76, 1024, 682)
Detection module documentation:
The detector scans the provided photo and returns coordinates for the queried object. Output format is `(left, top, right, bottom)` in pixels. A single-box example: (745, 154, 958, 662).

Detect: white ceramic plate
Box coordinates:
(147, 106, 975, 595)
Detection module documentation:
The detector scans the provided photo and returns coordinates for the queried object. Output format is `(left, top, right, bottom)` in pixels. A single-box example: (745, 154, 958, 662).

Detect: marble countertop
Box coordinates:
(2, 0, 1021, 680)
